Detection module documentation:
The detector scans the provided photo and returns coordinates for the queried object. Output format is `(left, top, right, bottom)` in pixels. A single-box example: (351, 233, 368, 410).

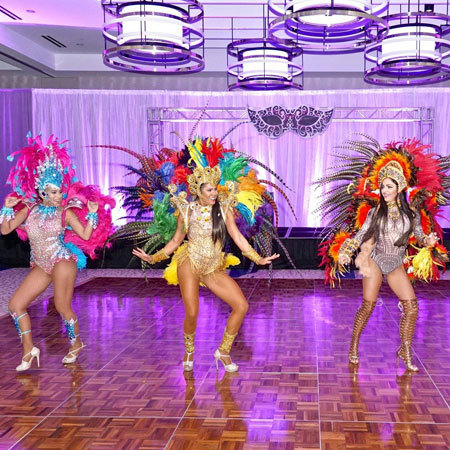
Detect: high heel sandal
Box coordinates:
(348, 346, 360, 365)
(62, 342, 86, 364)
(215, 330, 238, 372)
(396, 345, 419, 372)
(62, 317, 85, 364)
(183, 351, 194, 371)
(214, 349, 238, 373)
(16, 347, 40, 372)
(183, 332, 195, 371)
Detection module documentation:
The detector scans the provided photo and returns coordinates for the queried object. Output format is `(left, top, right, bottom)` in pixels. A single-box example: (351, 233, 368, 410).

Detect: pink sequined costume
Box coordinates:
(25, 205, 78, 274)
(0, 134, 115, 366)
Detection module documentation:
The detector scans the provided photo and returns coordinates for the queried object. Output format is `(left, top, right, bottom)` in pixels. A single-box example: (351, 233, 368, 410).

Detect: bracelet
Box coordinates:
(150, 249, 170, 263)
(85, 212, 98, 229)
(243, 247, 263, 264)
(0, 206, 14, 224)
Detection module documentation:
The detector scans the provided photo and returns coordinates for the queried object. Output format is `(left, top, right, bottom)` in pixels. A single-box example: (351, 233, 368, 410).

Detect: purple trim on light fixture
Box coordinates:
(364, 11, 450, 85)
(102, 0, 205, 74)
(268, 0, 388, 54)
(227, 38, 303, 91)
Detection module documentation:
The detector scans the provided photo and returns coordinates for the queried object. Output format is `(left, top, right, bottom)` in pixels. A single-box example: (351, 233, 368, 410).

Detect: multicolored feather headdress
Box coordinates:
(316, 134, 450, 285)
(90, 135, 297, 271)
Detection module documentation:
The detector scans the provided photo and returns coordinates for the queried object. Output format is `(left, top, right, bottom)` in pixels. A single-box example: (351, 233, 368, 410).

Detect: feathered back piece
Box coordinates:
(97, 136, 297, 270)
(4, 133, 115, 263)
(316, 134, 450, 285)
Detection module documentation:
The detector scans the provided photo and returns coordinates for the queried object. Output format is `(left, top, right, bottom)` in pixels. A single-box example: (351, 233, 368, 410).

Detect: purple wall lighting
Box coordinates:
(102, 0, 205, 74)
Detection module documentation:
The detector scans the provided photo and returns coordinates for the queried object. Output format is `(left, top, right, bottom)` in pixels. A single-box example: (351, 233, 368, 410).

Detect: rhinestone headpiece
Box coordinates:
(378, 161, 408, 192)
(35, 148, 64, 195)
(187, 166, 221, 197)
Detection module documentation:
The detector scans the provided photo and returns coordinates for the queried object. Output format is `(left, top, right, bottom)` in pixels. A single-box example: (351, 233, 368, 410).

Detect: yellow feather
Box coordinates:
(238, 173, 265, 196)
(163, 243, 240, 286)
(187, 137, 204, 168)
(412, 247, 434, 281)
(236, 190, 263, 219)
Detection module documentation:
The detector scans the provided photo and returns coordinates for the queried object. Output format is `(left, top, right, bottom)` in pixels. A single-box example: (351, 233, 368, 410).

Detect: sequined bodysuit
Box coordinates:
(352, 206, 426, 275)
(24, 205, 77, 274)
(164, 197, 239, 284)
(185, 202, 225, 276)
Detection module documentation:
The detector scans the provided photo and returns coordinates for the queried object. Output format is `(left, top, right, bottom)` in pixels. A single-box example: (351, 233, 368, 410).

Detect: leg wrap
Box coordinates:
(349, 299, 376, 363)
(9, 311, 31, 342)
(63, 317, 79, 345)
(218, 329, 237, 353)
(184, 332, 195, 354)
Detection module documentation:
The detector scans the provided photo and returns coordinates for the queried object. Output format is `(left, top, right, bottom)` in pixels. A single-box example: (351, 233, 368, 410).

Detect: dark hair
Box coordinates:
(199, 183, 226, 246)
(362, 178, 414, 247)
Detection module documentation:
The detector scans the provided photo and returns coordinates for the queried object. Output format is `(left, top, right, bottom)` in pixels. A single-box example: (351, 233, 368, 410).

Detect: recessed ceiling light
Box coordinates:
(26, 9, 35, 13)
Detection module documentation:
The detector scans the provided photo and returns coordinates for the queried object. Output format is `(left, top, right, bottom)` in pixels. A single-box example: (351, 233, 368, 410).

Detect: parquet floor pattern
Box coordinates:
(0, 277, 449, 449)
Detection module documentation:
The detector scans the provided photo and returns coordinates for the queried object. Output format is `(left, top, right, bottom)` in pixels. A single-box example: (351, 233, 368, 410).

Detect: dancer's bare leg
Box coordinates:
(202, 271, 249, 365)
(8, 266, 52, 361)
(52, 260, 83, 358)
(178, 259, 200, 364)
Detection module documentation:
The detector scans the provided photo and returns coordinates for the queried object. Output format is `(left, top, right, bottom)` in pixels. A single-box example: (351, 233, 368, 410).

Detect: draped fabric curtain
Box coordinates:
(1, 88, 450, 226)
(0, 89, 32, 202)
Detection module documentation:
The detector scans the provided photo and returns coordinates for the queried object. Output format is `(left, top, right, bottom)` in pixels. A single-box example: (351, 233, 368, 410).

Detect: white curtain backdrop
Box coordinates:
(1, 88, 450, 226)
(0, 89, 32, 202)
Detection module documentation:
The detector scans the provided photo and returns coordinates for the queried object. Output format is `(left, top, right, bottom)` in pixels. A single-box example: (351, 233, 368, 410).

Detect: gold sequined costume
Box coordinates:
(163, 185, 239, 285)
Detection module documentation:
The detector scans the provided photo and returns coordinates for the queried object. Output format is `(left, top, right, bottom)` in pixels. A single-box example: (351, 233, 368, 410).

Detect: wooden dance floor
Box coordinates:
(0, 277, 449, 449)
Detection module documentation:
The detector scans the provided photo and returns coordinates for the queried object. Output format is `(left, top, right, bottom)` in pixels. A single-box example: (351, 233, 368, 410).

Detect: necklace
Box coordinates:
(387, 201, 400, 222)
(194, 202, 212, 228)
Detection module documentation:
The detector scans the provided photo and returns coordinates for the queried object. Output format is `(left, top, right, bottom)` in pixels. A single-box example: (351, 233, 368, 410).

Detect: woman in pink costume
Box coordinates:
(0, 134, 114, 371)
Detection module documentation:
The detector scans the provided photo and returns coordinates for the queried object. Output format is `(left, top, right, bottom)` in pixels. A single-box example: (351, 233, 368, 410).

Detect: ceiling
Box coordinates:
(0, 0, 445, 76)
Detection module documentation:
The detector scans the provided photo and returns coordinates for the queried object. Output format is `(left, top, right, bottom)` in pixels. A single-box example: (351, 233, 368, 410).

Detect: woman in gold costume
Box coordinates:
(103, 137, 294, 373)
(133, 166, 279, 372)
(318, 136, 449, 372)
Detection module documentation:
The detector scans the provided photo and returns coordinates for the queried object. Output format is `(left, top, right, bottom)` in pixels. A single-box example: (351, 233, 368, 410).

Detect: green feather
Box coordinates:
(220, 156, 248, 182)
(145, 193, 177, 243)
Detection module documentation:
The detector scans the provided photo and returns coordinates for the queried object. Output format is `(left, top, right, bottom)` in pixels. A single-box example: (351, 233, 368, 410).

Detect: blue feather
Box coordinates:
(63, 242, 87, 270)
(236, 203, 255, 225)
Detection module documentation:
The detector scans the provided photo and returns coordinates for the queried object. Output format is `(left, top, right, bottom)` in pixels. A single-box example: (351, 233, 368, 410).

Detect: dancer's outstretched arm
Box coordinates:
(133, 213, 186, 264)
(65, 201, 99, 241)
(224, 210, 279, 266)
(0, 197, 28, 235)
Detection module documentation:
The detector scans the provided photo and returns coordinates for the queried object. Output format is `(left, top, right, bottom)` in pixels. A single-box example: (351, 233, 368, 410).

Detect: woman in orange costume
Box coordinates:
(318, 136, 449, 371)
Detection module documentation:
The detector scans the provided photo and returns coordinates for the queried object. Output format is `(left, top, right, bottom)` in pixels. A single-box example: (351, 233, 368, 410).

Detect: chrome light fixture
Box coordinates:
(102, 0, 205, 73)
(364, 5, 450, 85)
(227, 37, 303, 90)
(268, 0, 388, 53)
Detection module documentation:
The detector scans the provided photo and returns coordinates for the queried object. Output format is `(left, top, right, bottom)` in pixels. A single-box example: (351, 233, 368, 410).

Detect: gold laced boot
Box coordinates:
(214, 329, 238, 372)
(396, 298, 419, 372)
(183, 332, 195, 372)
(348, 299, 376, 365)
